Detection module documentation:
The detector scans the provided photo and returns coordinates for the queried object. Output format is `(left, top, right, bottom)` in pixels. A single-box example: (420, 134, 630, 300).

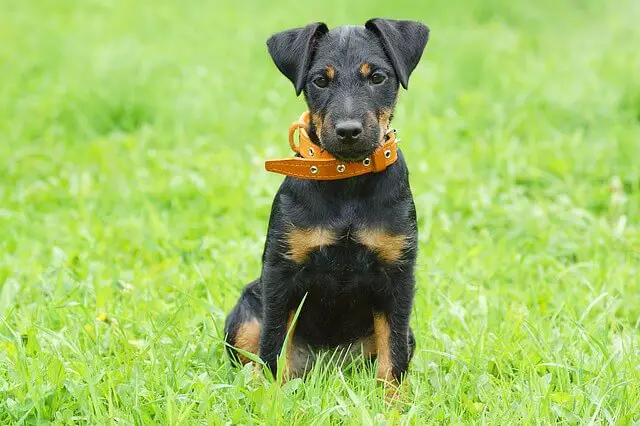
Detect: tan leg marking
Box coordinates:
(286, 227, 338, 263)
(285, 312, 296, 376)
(354, 228, 408, 264)
(373, 313, 393, 383)
(283, 311, 308, 380)
(234, 319, 261, 364)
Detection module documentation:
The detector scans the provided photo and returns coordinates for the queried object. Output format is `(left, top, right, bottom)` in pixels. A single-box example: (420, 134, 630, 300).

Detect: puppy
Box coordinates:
(225, 19, 429, 385)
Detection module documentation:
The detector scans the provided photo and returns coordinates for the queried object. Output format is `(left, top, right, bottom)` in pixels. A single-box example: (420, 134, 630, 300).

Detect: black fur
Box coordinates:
(225, 18, 429, 383)
(266, 22, 329, 96)
(365, 19, 430, 89)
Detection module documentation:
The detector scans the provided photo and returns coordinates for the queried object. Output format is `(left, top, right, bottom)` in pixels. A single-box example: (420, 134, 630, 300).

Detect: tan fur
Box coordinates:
(286, 227, 338, 263)
(326, 65, 335, 79)
(354, 228, 408, 263)
(373, 313, 393, 383)
(234, 319, 261, 364)
(311, 113, 324, 143)
(378, 108, 392, 136)
(360, 63, 371, 77)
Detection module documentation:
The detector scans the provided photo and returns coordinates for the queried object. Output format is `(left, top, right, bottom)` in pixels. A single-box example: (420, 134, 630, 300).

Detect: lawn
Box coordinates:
(1, 0, 639, 423)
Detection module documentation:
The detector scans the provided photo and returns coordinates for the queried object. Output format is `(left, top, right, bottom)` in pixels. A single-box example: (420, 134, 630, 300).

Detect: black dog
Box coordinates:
(225, 18, 429, 385)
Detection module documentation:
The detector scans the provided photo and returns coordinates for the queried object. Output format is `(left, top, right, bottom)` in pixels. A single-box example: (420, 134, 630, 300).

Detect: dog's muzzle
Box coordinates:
(265, 112, 399, 180)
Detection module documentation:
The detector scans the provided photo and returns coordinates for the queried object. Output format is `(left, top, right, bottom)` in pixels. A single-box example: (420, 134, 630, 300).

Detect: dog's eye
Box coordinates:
(370, 73, 386, 85)
(313, 77, 328, 88)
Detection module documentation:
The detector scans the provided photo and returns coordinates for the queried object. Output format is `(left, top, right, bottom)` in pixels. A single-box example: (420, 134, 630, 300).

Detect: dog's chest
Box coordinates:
(285, 223, 407, 345)
(283, 198, 413, 269)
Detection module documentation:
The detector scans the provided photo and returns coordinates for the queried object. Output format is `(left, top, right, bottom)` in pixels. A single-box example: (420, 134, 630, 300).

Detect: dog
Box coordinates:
(224, 18, 429, 386)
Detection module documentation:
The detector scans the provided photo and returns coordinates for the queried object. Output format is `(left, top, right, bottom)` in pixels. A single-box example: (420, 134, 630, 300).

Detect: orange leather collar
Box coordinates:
(265, 112, 399, 180)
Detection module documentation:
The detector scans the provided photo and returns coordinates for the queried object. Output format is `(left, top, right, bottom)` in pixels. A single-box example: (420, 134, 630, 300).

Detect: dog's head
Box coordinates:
(267, 19, 429, 162)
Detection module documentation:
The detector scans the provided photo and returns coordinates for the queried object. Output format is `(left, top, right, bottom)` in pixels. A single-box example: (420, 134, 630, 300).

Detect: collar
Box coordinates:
(265, 111, 399, 180)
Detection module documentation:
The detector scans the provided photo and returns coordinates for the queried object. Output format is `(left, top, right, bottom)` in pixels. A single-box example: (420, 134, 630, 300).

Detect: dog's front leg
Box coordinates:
(259, 266, 292, 377)
(374, 273, 415, 385)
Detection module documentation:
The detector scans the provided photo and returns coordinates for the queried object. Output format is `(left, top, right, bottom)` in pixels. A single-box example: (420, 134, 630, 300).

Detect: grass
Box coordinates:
(1, 0, 639, 423)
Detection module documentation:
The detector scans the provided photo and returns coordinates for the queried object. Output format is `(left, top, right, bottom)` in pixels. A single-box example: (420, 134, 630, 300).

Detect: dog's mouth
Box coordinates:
(329, 146, 377, 162)
(320, 136, 382, 162)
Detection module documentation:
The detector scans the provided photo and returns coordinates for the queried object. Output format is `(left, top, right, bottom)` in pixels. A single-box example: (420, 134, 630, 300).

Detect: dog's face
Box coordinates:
(267, 19, 429, 162)
(303, 28, 399, 161)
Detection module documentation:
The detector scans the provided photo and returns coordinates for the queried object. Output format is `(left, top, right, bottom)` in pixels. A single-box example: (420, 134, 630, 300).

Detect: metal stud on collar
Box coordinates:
(337, 164, 346, 173)
(384, 150, 391, 159)
(362, 158, 371, 166)
(308, 147, 315, 156)
(310, 166, 318, 174)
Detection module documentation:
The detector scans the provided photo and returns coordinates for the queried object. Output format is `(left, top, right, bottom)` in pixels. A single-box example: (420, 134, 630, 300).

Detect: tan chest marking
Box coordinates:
(286, 227, 338, 263)
(354, 228, 408, 264)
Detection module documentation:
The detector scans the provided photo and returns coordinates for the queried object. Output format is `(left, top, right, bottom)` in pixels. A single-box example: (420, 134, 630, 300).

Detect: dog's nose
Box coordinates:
(335, 120, 363, 142)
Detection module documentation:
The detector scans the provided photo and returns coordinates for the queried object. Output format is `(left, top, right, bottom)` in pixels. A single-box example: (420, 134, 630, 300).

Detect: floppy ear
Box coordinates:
(365, 18, 429, 89)
(266, 22, 329, 96)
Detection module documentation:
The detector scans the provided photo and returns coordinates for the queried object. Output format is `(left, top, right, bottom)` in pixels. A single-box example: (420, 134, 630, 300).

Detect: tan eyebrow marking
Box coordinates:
(286, 227, 338, 263)
(360, 63, 371, 77)
(326, 65, 335, 79)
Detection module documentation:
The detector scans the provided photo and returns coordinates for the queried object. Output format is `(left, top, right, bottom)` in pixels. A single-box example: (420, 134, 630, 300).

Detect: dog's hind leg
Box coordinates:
(224, 279, 263, 364)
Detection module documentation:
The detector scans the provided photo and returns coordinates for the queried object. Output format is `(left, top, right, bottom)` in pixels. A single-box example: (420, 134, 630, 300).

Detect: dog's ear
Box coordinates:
(267, 22, 329, 96)
(365, 18, 429, 89)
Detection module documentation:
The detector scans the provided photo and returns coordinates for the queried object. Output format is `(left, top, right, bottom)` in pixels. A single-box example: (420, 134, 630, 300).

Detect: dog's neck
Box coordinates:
(288, 149, 408, 202)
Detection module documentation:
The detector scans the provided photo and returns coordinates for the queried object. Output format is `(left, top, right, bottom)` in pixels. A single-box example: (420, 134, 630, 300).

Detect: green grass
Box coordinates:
(1, 0, 640, 423)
